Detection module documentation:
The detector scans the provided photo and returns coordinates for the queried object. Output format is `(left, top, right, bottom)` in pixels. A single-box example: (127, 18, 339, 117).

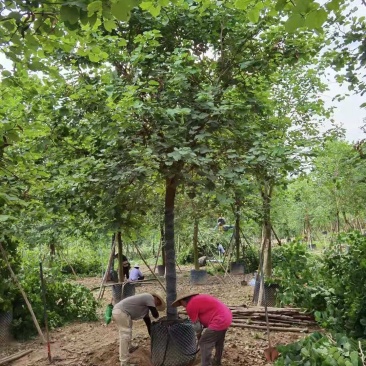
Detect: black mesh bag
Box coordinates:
(112, 283, 135, 303)
(252, 277, 279, 307)
(151, 319, 197, 366)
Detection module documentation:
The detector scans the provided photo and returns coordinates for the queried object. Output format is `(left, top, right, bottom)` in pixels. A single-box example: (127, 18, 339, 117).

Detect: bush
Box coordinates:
(318, 231, 366, 337)
(12, 267, 98, 340)
(0, 235, 21, 313)
(275, 332, 365, 366)
(61, 258, 101, 276)
(272, 241, 324, 309)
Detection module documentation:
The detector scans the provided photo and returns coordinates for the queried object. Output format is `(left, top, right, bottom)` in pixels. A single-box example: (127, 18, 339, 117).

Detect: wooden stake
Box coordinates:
(133, 242, 166, 293)
(0, 242, 46, 344)
(230, 323, 308, 333)
(0, 349, 33, 365)
(98, 238, 117, 300)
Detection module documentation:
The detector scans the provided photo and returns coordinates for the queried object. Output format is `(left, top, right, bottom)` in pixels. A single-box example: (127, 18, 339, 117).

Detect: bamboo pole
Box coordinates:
(0, 349, 33, 365)
(230, 323, 308, 333)
(133, 242, 166, 293)
(0, 242, 46, 344)
(91, 280, 158, 291)
(98, 238, 117, 300)
(153, 239, 162, 274)
(39, 262, 52, 362)
(206, 246, 235, 284)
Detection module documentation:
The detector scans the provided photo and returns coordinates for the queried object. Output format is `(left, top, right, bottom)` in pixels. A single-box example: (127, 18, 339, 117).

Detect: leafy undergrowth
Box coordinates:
(12, 269, 98, 339)
(275, 332, 365, 366)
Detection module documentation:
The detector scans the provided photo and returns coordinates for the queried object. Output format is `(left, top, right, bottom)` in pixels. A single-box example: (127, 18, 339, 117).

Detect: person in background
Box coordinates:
(112, 292, 166, 366)
(110, 253, 131, 282)
(121, 254, 131, 279)
(217, 243, 225, 257)
(216, 216, 226, 231)
(216, 216, 234, 232)
(172, 292, 232, 366)
(129, 263, 144, 281)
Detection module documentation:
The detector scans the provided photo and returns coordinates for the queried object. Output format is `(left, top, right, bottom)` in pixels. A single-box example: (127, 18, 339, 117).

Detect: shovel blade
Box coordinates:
(264, 346, 279, 362)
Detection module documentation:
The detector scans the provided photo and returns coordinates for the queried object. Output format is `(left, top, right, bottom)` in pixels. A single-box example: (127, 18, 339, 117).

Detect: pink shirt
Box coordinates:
(186, 294, 232, 331)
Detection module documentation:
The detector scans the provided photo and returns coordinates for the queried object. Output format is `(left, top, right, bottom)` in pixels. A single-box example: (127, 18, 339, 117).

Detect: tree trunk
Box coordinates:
(165, 177, 177, 319)
(117, 231, 123, 282)
(262, 186, 272, 278)
(235, 209, 240, 262)
(193, 218, 199, 271)
(257, 183, 272, 306)
(160, 222, 166, 267)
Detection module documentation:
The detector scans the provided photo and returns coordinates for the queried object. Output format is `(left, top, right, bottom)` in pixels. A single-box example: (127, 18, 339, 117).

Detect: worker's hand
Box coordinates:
(196, 332, 202, 341)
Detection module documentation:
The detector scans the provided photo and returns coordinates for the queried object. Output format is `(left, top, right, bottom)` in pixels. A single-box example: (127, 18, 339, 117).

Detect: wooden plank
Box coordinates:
(0, 349, 33, 365)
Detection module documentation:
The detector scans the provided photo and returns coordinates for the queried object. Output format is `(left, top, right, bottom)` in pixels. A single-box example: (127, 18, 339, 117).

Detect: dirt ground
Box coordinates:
(0, 265, 315, 366)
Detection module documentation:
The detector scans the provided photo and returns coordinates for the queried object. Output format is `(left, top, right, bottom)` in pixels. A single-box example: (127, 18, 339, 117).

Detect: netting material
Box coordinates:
(151, 319, 197, 366)
(112, 283, 136, 303)
(252, 279, 279, 307)
(0, 311, 13, 343)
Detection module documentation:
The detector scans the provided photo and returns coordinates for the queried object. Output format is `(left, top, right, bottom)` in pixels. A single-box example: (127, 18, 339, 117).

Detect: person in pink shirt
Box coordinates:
(172, 292, 232, 366)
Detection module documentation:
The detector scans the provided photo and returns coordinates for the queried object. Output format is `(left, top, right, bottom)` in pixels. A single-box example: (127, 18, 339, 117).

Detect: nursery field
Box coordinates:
(0, 265, 317, 366)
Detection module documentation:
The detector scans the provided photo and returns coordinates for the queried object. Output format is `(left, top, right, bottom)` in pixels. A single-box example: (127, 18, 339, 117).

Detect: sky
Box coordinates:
(316, 0, 366, 143)
(321, 78, 365, 143)
(0, 3, 365, 143)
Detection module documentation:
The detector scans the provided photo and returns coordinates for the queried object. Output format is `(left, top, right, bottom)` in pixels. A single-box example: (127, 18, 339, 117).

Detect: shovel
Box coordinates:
(259, 252, 279, 362)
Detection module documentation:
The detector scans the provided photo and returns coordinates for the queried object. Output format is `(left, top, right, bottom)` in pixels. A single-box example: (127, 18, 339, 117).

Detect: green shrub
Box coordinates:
(317, 231, 366, 337)
(61, 258, 101, 276)
(0, 235, 21, 313)
(12, 268, 98, 340)
(272, 241, 324, 309)
(275, 332, 365, 366)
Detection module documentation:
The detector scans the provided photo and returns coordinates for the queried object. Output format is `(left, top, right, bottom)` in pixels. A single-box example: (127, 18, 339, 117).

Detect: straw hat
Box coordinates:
(171, 292, 199, 308)
(133, 263, 140, 268)
(150, 292, 166, 311)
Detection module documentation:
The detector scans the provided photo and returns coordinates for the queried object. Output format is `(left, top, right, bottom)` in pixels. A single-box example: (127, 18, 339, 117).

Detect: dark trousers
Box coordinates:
(199, 328, 227, 366)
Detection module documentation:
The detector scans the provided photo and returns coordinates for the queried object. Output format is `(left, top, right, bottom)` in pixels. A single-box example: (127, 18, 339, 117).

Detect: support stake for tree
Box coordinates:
(133, 242, 166, 293)
(153, 239, 162, 274)
(98, 238, 117, 301)
(39, 262, 52, 363)
(0, 242, 46, 344)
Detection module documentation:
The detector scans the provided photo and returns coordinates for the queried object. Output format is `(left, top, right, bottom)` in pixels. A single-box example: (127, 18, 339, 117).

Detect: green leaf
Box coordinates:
(140, 1, 152, 10)
(111, 0, 131, 21)
(118, 38, 127, 47)
(247, 6, 260, 23)
(234, 0, 253, 10)
(1, 70, 11, 77)
(0, 215, 14, 222)
(149, 5, 161, 17)
(103, 19, 116, 32)
(285, 13, 304, 32)
(158, 0, 170, 6)
(87, 1, 103, 16)
(305, 8, 327, 29)
(60, 5, 80, 24)
(349, 351, 359, 366)
(275, 0, 287, 11)
(326, 0, 342, 12)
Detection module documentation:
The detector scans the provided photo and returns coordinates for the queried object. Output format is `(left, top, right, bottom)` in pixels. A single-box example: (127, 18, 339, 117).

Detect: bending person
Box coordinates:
(172, 292, 232, 366)
(112, 292, 165, 366)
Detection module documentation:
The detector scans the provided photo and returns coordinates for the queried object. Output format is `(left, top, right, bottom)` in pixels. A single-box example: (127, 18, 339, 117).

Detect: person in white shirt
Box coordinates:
(129, 263, 144, 281)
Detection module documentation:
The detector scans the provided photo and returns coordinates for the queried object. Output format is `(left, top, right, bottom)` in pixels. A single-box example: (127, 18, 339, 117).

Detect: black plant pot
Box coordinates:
(190, 269, 207, 285)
